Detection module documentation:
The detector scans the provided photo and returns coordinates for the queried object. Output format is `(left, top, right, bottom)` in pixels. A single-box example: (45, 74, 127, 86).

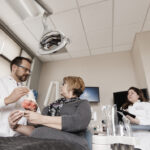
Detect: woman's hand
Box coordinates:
(8, 110, 24, 130)
(24, 111, 42, 124)
(24, 111, 62, 130)
(126, 115, 140, 124)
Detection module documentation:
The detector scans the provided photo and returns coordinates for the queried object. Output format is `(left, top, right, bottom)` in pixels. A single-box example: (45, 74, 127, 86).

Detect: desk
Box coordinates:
(92, 135, 137, 150)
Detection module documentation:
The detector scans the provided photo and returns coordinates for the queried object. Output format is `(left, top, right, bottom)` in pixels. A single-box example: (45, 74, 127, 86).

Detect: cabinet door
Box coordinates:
(92, 144, 112, 150)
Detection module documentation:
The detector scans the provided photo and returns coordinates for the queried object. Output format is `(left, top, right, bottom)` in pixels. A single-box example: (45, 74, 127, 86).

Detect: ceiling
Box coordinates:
(0, 0, 150, 62)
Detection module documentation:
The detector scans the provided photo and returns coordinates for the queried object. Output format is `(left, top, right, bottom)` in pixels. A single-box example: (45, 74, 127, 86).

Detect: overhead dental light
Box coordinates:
(6, 0, 70, 55)
(38, 13, 70, 55)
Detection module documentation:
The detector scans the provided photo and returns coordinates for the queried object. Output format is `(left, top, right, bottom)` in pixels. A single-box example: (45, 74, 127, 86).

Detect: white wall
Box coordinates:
(132, 38, 147, 88)
(28, 57, 42, 92)
(38, 51, 138, 122)
(132, 31, 150, 96)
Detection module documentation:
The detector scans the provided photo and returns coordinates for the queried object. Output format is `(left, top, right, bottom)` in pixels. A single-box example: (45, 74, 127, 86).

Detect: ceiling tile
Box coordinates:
(69, 50, 90, 58)
(65, 33, 89, 52)
(91, 47, 112, 55)
(80, 0, 112, 31)
(38, 55, 54, 62)
(41, 0, 77, 14)
(51, 53, 71, 61)
(114, 0, 150, 26)
(10, 23, 39, 55)
(0, 0, 150, 62)
(87, 28, 112, 49)
(113, 24, 141, 46)
(0, 0, 22, 25)
(113, 44, 132, 52)
(23, 16, 55, 41)
(77, 0, 105, 6)
(51, 9, 89, 52)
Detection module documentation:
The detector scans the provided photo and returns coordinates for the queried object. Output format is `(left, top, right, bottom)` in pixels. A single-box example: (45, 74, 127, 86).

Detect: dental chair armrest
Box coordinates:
(131, 125, 150, 131)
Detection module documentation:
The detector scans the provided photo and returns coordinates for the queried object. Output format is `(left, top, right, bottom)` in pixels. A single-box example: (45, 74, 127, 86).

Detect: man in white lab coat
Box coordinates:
(0, 56, 37, 137)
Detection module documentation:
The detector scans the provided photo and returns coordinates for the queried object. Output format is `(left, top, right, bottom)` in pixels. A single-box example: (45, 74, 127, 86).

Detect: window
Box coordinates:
(0, 30, 21, 61)
(0, 29, 32, 78)
(0, 57, 10, 77)
(0, 30, 5, 54)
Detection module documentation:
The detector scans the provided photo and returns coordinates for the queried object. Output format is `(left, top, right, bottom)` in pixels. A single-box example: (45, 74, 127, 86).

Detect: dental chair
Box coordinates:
(85, 129, 92, 150)
(131, 125, 150, 150)
(131, 125, 150, 131)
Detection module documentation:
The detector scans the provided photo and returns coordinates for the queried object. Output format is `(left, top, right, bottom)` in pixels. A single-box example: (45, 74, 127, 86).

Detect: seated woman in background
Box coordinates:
(122, 86, 150, 125)
(8, 76, 91, 150)
(122, 86, 150, 150)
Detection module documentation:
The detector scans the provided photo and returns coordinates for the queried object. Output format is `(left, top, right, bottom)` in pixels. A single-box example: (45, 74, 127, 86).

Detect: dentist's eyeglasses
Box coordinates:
(17, 65, 31, 74)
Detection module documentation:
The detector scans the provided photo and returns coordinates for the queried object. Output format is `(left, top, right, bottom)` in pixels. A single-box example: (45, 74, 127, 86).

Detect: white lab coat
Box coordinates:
(127, 100, 150, 150)
(0, 75, 40, 137)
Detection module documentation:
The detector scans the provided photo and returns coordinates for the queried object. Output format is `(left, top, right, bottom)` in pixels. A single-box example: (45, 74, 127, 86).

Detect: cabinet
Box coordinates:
(92, 135, 137, 150)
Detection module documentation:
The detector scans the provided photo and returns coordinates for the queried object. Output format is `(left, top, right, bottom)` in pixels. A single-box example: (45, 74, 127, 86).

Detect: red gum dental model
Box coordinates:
(22, 100, 37, 111)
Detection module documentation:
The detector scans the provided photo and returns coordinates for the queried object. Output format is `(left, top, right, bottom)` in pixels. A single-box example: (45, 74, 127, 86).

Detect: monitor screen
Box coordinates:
(80, 87, 100, 102)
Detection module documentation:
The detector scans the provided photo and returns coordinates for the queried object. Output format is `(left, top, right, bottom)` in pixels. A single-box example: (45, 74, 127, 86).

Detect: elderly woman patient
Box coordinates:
(9, 76, 91, 150)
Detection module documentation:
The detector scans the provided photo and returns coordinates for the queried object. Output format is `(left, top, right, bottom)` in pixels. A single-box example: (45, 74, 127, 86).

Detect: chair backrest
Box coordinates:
(85, 129, 92, 150)
(33, 89, 38, 100)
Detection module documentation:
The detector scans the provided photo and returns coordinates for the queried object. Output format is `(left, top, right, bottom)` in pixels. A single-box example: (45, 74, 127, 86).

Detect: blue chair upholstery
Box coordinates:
(32, 89, 38, 100)
(131, 125, 150, 131)
(85, 129, 92, 150)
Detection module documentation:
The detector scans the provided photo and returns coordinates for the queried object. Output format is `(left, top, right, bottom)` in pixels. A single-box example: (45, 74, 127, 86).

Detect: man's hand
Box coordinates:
(5, 87, 29, 105)
(8, 110, 24, 130)
(24, 111, 42, 124)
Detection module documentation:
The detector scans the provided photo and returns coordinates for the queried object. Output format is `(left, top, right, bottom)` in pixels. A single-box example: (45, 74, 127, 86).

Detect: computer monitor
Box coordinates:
(80, 87, 100, 102)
